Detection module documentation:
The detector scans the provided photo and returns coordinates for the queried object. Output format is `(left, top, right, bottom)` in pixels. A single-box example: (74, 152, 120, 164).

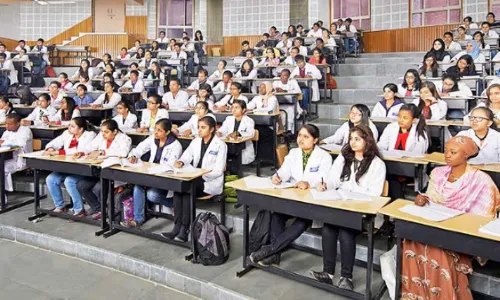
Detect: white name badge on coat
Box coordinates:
(310, 166, 319, 172)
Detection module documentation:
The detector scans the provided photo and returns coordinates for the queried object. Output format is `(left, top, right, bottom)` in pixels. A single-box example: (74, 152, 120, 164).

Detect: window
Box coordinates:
(332, 0, 371, 31)
(492, 0, 500, 17)
(411, 0, 461, 26)
(157, 0, 193, 38)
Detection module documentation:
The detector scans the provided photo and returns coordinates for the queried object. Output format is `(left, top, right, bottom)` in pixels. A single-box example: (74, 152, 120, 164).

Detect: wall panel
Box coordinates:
(125, 16, 149, 41)
(223, 35, 262, 57)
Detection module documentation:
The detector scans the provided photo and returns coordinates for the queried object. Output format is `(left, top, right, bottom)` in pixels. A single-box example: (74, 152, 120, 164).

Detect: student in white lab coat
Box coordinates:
(139, 94, 169, 132)
(185, 69, 213, 93)
(21, 93, 57, 126)
(397, 69, 421, 97)
(121, 119, 183, 228)
(138, 50, 157, 69)
(174, 101, 216, 137)
(166, 39, 177, 52)
(276, 32, 292, 51)
(131, 47, 145, 61)
(92, 82, 122, 116)
(117, 47, 131, 60)
(95, 53, 114, 71)
(378, 104, 429, 198)
(31, 38, 50, 67)
(163, 116, 228, 242)
(247, 81, 278, 113)
(0, 53, 17, 87)
(208, 60, 228, 81)
(70, 75, 94, 92)
(290, 38, 309, 57)
(283, 47, 300, 66)
(13, 48, 31, 72)
(146, 62, 167, 95)
(47, 81, 67, 109)
(1, 114, 32, 192)
(234, 59, 258, 93)
(155, 31, 168, 44)
(435, 74, 473, 98)
(372, 83, 405, 119)
(43, 117, 97, 216)
(481, 21, 499, 38)
(119, 70, 145, 93)
(75, 119, 132, 218)
(217, 99, 255, 168)
(187, 83, 216, 108)
(312, 125, 386, 290)
(465, 84, 500, 124)
(0, 45, 10, 62)
(291, 55, 322, 106)
(161, 78, 189, 109)
(48, 97, 81, 126)
(213, 82, 249, 111)
(273, 69, 303, 131)
(443, 32, 462, 51)
(458, 107, 500, 164)
(212, 70, 233, 94)
(307, 23, 323, 38)
(128, 40, 141, 53)
(113, 101, 137, 132)
(58, 73, 74, 91)
(411, 81, 448, 121)
(249, 125, 332, 267)
(71, 59, 94, 81)
(450, 41, 486, 69)
(0, 96, 15, 123)
(322, 104, 378, 145)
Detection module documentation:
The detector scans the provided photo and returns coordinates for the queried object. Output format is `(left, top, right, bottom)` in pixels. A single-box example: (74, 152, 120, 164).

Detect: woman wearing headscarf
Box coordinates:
(397, 136, 500, 300)
(451, 41, 486, 73)
(428, 39, 451, 63)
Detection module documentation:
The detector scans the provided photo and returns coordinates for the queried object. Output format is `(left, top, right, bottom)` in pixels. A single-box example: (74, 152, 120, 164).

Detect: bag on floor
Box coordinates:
(223, 174, 238, 203)
(192, 212, 230, 265)
(380, 245, 397, 300)
(122, 197, 134, 222)
(249, 210, 272, 253)
(326, 74, 337, 89)
(45, 66, 56, 77)
(30, 75, 45, 88)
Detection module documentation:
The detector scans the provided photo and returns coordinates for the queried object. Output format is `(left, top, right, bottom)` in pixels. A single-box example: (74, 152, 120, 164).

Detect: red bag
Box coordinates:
(326, 74, 337, 89)
(45, 66, 56, 77)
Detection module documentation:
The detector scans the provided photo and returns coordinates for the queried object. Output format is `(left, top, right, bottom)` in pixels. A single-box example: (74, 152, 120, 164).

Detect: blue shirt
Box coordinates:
(73, 94, 94, 106)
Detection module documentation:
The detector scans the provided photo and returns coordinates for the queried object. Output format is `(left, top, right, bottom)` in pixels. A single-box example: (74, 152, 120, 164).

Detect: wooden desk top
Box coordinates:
(424, 152, 500, 173)
(328, 149, 429, 165)
(80, 107, 112, 111)
(379, 199, 500, 242)
(108, 161, 210, 181)
(0, 147, 19, 154)
(30, 125, 68, 131)
(20, 152, 102, 166)
(227, 176, 391, 214)
(126, 132, 251, 143)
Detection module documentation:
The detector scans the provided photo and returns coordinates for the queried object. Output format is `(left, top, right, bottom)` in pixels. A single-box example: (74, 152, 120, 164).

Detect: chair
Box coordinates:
(382, 180, 389, 197)
(276, 144, 289, 169)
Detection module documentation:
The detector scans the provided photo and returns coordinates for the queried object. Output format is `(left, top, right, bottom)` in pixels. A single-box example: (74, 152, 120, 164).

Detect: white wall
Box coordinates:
(371, 0, 408, 31)
(0, 3, 20, 40)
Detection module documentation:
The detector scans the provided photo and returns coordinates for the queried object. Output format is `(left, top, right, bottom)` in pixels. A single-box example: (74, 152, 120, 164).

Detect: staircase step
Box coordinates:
(345, 57, 421, 64)
(361, 52, 427, 58)
(338, 63, 420, 77)
(334, 76, 400, 89)
(331, 89, 380, 105)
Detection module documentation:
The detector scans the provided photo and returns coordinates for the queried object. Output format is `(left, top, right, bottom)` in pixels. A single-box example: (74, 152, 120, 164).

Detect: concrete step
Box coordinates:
(338, 63, 419, 77)
(334, 76, 400, 89)
(309, 118, 344, 138)
(331, 89, 380, 105)
(360, 52, 426, 58)
(53, 67, 78, 76)
(345, 57, 420, 65)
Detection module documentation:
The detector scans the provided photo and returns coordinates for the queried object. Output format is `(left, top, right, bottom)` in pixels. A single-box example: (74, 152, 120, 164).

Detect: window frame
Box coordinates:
(156, 0, 194, 38)
(410, 0, 462, 27)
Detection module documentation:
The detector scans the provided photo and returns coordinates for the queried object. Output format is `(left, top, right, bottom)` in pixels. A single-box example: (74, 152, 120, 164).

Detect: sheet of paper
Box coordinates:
(121, 159, 143, 168)
(479, 219, 500, 237)
(174, 164, 201, 173)
(243, 177, 296, 189)
(147, 164, 174, 174)
(310, 189, 343, 201)
(399, 203, 464, 222)
(338, 190, 372, 201)
(100, 157, 121, 168)
(321, 144, 343, 152)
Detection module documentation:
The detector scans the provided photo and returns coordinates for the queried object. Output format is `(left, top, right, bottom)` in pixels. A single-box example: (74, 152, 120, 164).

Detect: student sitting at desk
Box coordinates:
(398, 69, 421, 97)
(259, 48, 280, 67)
(481, 21, 499, 38)
(117, 47, 130, 60)
(0, 53, 17, 93)
(315, 38, 332, 58)
(169, 43, 189, 80)
(72, 59, 94, 81)
(249, 125, 332, 266)
(96, 53, 114, 71)
(92, 82, 122, 116)
(128, 40, 141, 53)
(15, 40, 29, 52)
(458, 107, 500, 164)
(296, 24, 305, 36)
(213, 82, 249, 111)
(372, 83, 404, 119)
(73, 84, 94, 106)
(466, 83, 500, 125)
(58, 73, 73, 91)
(401, 136, 500, 300)
(21, 93, 57, 126)
(164, 116, 228, 242)
(290, 38, 308, 57)
(282, 47, 299, 66)
(419, 52, 441, 78)
(474, 31, 491, 50)
(309, 48, 327, 65)
(138, 50, 157, 70)
(288, 25, 298, 38)
(113, 101, 137, 132)
(462, 16, 479, 30)
(273, 69, 303, 130)
(313, 125, 386, 291)
(188, 83, 215, 108)
(322, 30, 336, 47)
(238, 41, 252, 57)
(151, 41, 160, 52)
(186, 69, 213, 93)
(212, 70, 233, 94)
(216, 99, 255, 169)
(451, 41, 485, 68)
(443, 31, 462, 51)
(72, 74, 93, 92)
(48, 81, 66, 109)
(31, 38, 50, 71)
(43, 117, 96, 215)
(247, 82, 278, 113)
(235, 59, 258, 81)
(411, 81, 448, 120)
(74, 120, 132, 219)
(139, 94, 169, 132)
(161, 78, 189, 110)
(307, 22, 323, 38)
(0, 45, 10, 62)
(121, 119, 183, 228)
(0, 96, 15, 123)
(435, 74, 473, 98)
(244, 49, 260, 67)
(146, 62, 167, 96)
(322, 104, 378, 145)
(119, 70, 145, 93)
(1, 113, 32, 193)
(291, 55, 322, 110)
(174, 101, 215, 137)
(456, 26, 472, 40)
(276, 32, 292, 52)
(48, 97, 80, 126)
(427, 39, 450, 63)
(132, 47, 145, 61)
(103, 64, 120, 80)
(445, 54, 477, 77)
(208, 60, 227, 81)
(155, 31, 168, 44)
(13, 48, 31, 73)
(165, 38, 176, 52)
(254, 33, 275, 54)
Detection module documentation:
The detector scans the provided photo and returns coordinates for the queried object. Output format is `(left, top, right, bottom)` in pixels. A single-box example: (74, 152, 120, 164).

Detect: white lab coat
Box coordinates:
(247, 95, 278, 113)
(139, 108, 169, 130)
(217, 115, 255, 165)
(60, 81, 74, 91)
(93, 92, 122, 116)
(45, 130, 96, 155)
(209, 69, 226, 81)
(121, 79, 145, 93)
(411, 98, 448, 120)
(325, 154, 386, 197)
(483, 30, 499, 38)
(48, 108, 81, 125)
(214, 94, 249, 107)
(171, 51, 188, 60)
(187, 79, 214, 90)
(464, 102, 500, 123)
(397, 84, 420, 97)
(371, 100, 405, 119)
(323, 121, 379, 145)
(445, 41, 462, 51)
(30, 45, 50, 65)
(15, 45, 29, 52)
(377, 121, 429, 154)
(24, 106, 58, 126)
(113, 113, 138, 132)
(155, 37, 169, 43)
(72, 68, 95, 80)
(213, 81, 231, 93)
(162, 90, 189, 109)
(234, 69, 258, 79)
(307, 29, 323, 38)
(276, 39, 292, 49)
(178, 136, 228, 195)
(288, 46, 308, 57)
(177, 113, 216, 137)
(0, 108, 14, 123)
(138, 58, 157, 69)
(85, 132, 132, 157)
(457, 129, 500, 164)
(2, 126, 33, 191)
(49, 91, 66, 109)
(290, 63, 322, 102)
(434, 81, 473, 98)
(273, 79, 303, 130)
(13, 54, 31, 71)
(129, 136, 183, 198)
(0, 60, 18, 85)
(277, 146, 332, 187)
(187, 96, 214, 109)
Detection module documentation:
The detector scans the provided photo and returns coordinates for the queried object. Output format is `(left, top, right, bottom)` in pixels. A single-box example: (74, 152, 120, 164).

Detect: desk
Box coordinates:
(13, 104, 34, 118)
(379, 199, 500, 299)
(0, 124, 66, 140)
(440, 96, 475, 112)
(80, 107, 112, 125)
(101, 162, 209, 261)
(119, 92, 142, 107)
(55, 46, 90, 66)
(229, 177, 391, 300)
(22, 153, 108, 235)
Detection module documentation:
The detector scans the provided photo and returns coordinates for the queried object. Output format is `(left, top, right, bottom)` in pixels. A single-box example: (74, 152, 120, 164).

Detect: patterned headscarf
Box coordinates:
(446, 136, 479, 158)
(466, 41, 481, 60)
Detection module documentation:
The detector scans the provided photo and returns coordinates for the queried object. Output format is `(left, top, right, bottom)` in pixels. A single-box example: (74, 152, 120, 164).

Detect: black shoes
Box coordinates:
(161, 223, 181, 240)
(258, 253, 281, 267)
(311, 270, 333, 285)
(338, 277, 354, 291)
(174, 225, 189, 242)
(249, 245, 273, 264)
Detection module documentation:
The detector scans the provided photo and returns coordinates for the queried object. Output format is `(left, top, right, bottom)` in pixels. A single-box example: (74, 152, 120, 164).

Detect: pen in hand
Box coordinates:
(272, 172, 282, 185)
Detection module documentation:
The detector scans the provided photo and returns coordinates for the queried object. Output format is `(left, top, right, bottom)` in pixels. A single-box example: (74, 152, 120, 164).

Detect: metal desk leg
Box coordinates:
(186, 180, 198, 262)
(415, 164, 425, 192)
(95, 176, 109, 236)
(103, 180, 119, 238)
(237, 150, 243, 178)
(273, 117, 278, 170)
(0, 154, 5, 210)
(237, 205, 254, 277)
(365, 216, 374, 300)
(28, 169, 46, 221)
(440, 126, 445, 153)
(395, 236, 403, 299)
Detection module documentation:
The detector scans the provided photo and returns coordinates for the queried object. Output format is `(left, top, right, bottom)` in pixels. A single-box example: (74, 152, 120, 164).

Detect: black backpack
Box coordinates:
(16, 85, 37, 105)
(192, 212, 230, 265)
(249, 210, 272, 253)
(30, 75, 46, 88)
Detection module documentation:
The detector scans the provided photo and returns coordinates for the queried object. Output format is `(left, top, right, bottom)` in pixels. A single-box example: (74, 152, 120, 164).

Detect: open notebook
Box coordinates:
(101, 157, 143, 169)
(399, 202, 464, 222)
(243, 177, 296, 189)
(310, 189, 372, 201)
(147, 163, 201, 175)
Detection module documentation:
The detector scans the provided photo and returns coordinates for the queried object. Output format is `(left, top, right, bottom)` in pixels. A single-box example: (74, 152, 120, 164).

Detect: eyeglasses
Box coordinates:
(468, 116, 490, 122)
(147, 101, 159, 105)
